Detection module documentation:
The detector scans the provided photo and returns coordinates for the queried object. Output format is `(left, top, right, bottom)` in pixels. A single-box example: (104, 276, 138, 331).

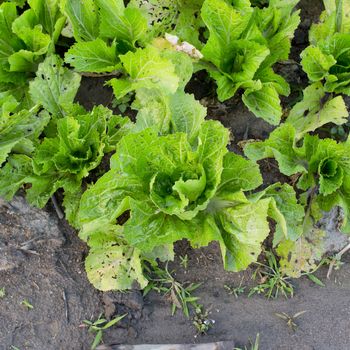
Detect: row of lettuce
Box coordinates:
(0, 0, 350, 290)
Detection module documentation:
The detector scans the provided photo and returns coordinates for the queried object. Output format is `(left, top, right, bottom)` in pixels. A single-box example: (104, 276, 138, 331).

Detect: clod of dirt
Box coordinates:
(319, 207, 350, 253)
(102, 290, 144, 321)
(0, 196, 66, 250)
(0, 196, 66, 272)
(0, 245, 25, 272)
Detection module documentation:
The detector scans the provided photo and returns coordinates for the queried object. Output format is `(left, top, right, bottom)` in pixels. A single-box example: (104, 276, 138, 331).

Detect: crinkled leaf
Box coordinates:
(253, 183, 305, 244)
(98, 0, 148, 45)
(85, 227, 148, 290)
(65, 39, 121, 73)
(62, 187, 82, 227)
(0, 107, 50, 165)
(216, 152, 262, 198)
(286, 82, 348, 139)
(244, 124, 306, 176)
(108, 46, 179, 99)
(201, 0, 253, 68)
(123, 200, 197, 251)
(242, 83, 282, 125)
(301, 46, 336, 81)
(29, 55, 81, 117)
(169, 92, 206, 143)
(219, 198, 271, 271)
(27, 0, 65, 39)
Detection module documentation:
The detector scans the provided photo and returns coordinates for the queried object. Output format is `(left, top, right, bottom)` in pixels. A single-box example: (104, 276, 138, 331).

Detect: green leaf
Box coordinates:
(0, 155, 33, 200)
(105, 114, 134, 152)
(108, 46, 179, 99)
(131, 88, 171, 133)
(286, 82, 348, 139)
(65, 39, 121, 73)
(301, 46, 336, 81)
(169, 92, 206, 143)
(98, 0, 148, 44)
(242, 83, 282, 125)
(28, 0, 64, 38)
(307, 137, 348, 196)
(255, 183, 305, 244)
(319, 158, 344, 195)
(0, 2, 24, 66)
(244, 123, 306, 176)
(29, 55, 81, 117)
(0, 107, 50, 166)
(161, 50, 193, 90)
(11, 10, 52, 54)
(123, 200, 197, 251)
(307, 273, 325, 287)
(61, 0, 99, 41)
(62, 187, 82, 227)
(8, 50, 38, 72)
(201, 0, 253, 68)
(216, 152, 262, 197)
(77, 171, 143, 239)
(219, 198, 271, 271)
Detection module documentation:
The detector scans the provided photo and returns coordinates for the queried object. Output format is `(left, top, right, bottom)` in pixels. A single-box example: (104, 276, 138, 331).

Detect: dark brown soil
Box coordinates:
(2, 1, 350, 350)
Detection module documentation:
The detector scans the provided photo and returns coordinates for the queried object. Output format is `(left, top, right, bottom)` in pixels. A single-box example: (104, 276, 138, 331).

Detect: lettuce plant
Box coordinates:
(301, 0, 350, 95)
(199, 0, 300, 124)
(130, 0, 205, 47)
(108, 45, 200, 135)
(76, 113, 302, 290)
(63, 0, 150, 73)
(0, 54, 132, 226)
(0, 1, 65, 108)
(244, 83, 350, 277)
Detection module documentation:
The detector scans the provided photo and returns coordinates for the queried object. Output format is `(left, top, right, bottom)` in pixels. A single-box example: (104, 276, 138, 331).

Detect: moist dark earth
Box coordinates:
(1, 1, 350, 349)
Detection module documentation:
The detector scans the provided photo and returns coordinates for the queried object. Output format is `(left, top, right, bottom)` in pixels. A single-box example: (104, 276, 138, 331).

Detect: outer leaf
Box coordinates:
(244, 124, 306, 176)
(8, 50, 38, 72)
(77, 171, 144, 237)
(61, 0, 99, 41)
(123, 200, 197, 251)
(65, 39, 120, 73)
(86, 229, 148, 291)
(255, 183, 305, 244)
(216, 152, 262, 197)
(0, 2, 24, 66)
(242, 83, 282, 125)
(286, 82, 348, 139)
(0, 108, 50, 165)
(11, 10, 52, 54)
(98, 0, 148, 44)
(0, 155, 33, 200)
(29, 55, 81, 117)
(219, 198, 271, 271)
(277, 228, 325, 278)
(28, 0, 64, 37)
(108, 46, 179, 99)
(301, 46, 336, 81)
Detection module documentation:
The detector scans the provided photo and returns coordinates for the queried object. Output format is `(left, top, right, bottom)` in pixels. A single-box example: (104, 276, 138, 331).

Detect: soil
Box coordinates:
(1, 1, 350, 350)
